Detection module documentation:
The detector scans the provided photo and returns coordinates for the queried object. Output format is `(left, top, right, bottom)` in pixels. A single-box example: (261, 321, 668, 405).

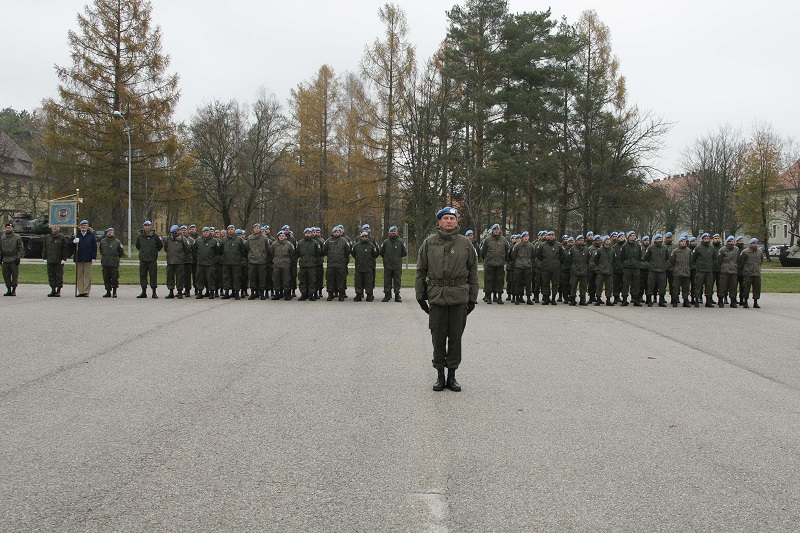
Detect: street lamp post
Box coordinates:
(112, 110, 132, 258)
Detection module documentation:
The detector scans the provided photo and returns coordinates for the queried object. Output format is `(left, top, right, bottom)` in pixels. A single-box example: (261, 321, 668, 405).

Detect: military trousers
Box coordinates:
(587, 271, 597, 300)
(326, 265, 347, 294)
(506, 268, 515, 296)
(540, 269, 559, 298)
(354, 270, 374, 296)
(272, 265, 290, 291)
(694, 271, 714, 300)
(166, 264, 184, 291)
(139, 260, 158, 289)
(47, 263, 64, 288)
(595, 273, 613, 301)
(741, 275, 761, 300)
(613, 272, 623, 299)
(76, 261, 92, 295)
(483, 265, 505, 294)
(102, 266, 120, 290)
(222, 264, 241, 291)
(671, 275, 690, 301)
(298, 266, 316, 296)
(2, 262, 19, 288)
(384, 268, 402, 295)
(195, 265, 215, 293)
(315, 264, 324, 292)
(622, 267, 640, 298)
(718, 273, 738, 302)
(570, 274, 588, 301)
(514, 267, 532, 296)
(560, 270, 571, 298)
(429, 303, 468, 370)
(248, 263, 267, 292)
(647, 271, 666, 298)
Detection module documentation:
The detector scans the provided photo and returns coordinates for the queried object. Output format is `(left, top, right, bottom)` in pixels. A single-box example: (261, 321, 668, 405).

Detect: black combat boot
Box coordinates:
(354, 293, 363, 302)
(177, 290, 183, 299)
(298, 292, 308, 301)
(112, 288, 117, 298)
(433, 369, 446, 392)
(658, 295, 667, 307)
(48, 287, 57, 297)
(704, 300, 713, 308)
(151, 288, 158, 299)
(10, 286, 16, 296)
(55, 287, 62, 297)
(326, 292, 334, 301)
(646, 295, 652, 307)
(718, 297, 724, 308)
(730, 299, 737, 308)
(3, 286, 11, 296)
(550, 296, 557, 306)
(579, 297, 588, 306)
(606, 300, 614, 306)
(595, 299, 602, 306)
(221, 290, 231, 300)
(103, 290, 112, 298)
(446, 369, 461, 392)
(366, 293, 374, 302)
(395, 293, 402, 302)
(568, 297, 576, 306)
(527, 296, 534, 305)
(753, 299, 760, 309)
(541, 296, 549, 305)
(166, 290, 175, 299)
(137, 287, 147, 298)
(338, 292, 346, 302)
(620, 296, 628, 306)
(248, 290, 258, 300)
(506, 293, 512, 301)
(234, 290, 241, 300)
(284, 289, 291, 301)
(292, 289, 297, 298)
(741, 299, 749, 308)
(196, 291, 204, 299)
(382, 293, 391, 302)
(309, 293, 317, 301)
(633, 296, 642, 307)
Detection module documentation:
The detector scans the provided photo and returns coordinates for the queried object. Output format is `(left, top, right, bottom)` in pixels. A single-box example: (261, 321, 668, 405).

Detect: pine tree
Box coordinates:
(42, 0, 183, 233)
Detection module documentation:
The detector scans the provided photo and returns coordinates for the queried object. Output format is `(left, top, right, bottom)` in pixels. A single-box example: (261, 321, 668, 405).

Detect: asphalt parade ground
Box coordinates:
(1, 286, 799, 532)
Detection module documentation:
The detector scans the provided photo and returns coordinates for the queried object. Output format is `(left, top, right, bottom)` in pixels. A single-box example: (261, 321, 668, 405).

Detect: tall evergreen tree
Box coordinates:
(42, 0, 183, 232)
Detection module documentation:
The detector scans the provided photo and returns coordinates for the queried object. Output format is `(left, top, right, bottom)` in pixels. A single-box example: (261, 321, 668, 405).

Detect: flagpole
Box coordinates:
(74, 189, 79, 297)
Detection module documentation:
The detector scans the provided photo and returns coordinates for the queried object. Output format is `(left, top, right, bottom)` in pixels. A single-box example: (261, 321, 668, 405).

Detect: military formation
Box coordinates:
(3, 219, 409, 302)
(480, 229, 767, 309)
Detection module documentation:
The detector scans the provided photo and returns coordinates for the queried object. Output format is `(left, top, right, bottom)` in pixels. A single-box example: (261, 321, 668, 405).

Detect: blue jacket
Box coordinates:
(73, 230, 98, 262)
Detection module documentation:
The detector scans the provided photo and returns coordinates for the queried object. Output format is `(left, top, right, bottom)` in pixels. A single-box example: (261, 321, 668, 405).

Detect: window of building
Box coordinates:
(785, 224, 789, 239)
(772, 224, 777, 238)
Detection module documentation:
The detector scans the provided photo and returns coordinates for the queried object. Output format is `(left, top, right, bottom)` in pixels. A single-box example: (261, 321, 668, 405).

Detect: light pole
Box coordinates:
(112, 110, 132, 258)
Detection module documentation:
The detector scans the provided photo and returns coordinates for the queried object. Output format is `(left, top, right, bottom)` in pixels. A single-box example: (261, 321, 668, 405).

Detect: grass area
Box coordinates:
(14, 263, 800, 292)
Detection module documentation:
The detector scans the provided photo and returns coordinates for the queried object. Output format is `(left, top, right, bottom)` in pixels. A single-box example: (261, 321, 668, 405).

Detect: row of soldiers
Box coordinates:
(33, 220, 408, 302)
(475, 227, 766, 309)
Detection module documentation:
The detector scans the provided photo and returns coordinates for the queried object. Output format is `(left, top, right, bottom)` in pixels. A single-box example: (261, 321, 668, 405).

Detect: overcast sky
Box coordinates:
(3, 0, 798, 173)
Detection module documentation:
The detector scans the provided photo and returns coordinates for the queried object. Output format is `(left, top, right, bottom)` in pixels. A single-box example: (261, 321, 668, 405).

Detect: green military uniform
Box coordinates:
(42, 229, 69, 296)
(163, 231, 191, 298)
(221, 231, 247, 299)
(99, 233, 125, 297)
(593, 240, 617, 305)
(717, 239, 739, 307)
(416, 222, 479, 381)
(380, 231, 407, 302)
(738, 242, 764, 308)
(1, 227, 23, 295)
(296, 233, 323, 300)
(246, 230, 270, 300)
(351, 236, 378, 301)
(567, 239, 590, 305)
(668, 241, 692, 306)
(692, 236, 716, 306)
(270, 237, 295, 300)
(135, 227, 163, 297)
(194, 232, 221, 298)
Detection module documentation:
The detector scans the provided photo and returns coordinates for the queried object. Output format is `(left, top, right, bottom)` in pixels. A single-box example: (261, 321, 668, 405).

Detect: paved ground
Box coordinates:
(1, 286, 799, 532)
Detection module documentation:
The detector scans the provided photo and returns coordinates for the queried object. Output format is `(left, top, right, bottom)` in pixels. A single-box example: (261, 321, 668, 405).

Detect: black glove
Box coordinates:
(418, 299, 430, 314)
(467, 301, 476, 315)
(15, 258, 20, 266)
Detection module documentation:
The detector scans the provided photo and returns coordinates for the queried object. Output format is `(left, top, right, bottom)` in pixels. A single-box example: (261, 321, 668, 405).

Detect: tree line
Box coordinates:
(2, 0, 797, 251)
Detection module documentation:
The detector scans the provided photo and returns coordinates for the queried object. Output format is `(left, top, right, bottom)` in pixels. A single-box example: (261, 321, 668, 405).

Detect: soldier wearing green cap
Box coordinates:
(99, 227, 125, 297)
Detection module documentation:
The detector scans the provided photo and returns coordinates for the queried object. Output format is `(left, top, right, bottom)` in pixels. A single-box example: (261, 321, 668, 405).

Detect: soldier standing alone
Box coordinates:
(415, 207, 479, 392)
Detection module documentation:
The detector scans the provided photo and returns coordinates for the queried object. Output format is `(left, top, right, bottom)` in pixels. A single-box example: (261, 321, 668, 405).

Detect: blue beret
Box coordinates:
(359, 231, 368, 237)
(235, 229, 245, 234)
(170, 225, 179, 233)
(642, 235, 650, 241)
(547, 230, 555, 236)
(611, 231, 618, 237)
(593, 235, 601, 241)
(603, 235, 611, 242)
(562, 234, 568, 240)
(180, 225, 187, 230)
(362, 224, 370, 229)
(567, 237, 575, 243)
(521, 231, 529, 237)
(626, 231, 635, 238)
(143, 220, 152, 226)
(389, 225, 398, 232)
(79, 219, 89, 225)
(726, 236, 735, 242)
(277, 230, 285, 236)
(227, 224, 235, 229)
(465, 229, 473, 236)
(701, 232, 709, 238)
(189, 224, 196, 229)
(749, 238, 758, 244)
(332, 227, 341, 233)
(735, 236, 743, 241)
(678, 235, 687, 242)
(253, 223, 261, 228)
(436, 207, 459, 219)
(654, 234, 663, 240)
(264, 225, 270, 229)
(586, 231, 593, 237)
(106, 227, 114, 233)
(713, 233, 720, 238)
(665, 232, 673, 238)
(490, 223, 500, 231)
(538, 230, 545, 236)
(282, 225, 290, 230)
(689, 236, 697, 242)
(576, 235, 584, 241)
(202, 227, 210, 232)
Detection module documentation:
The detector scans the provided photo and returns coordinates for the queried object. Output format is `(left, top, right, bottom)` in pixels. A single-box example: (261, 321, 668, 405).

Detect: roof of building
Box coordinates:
(0, 129, 34, 179)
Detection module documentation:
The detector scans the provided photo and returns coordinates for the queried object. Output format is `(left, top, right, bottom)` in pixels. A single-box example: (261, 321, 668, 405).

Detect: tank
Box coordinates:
(778, 246, 800, 267)
(6, 212, 51, 258)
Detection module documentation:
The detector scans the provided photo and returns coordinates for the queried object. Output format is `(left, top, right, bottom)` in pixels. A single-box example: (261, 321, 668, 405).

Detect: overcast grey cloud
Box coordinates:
(2, 0, 798, 173)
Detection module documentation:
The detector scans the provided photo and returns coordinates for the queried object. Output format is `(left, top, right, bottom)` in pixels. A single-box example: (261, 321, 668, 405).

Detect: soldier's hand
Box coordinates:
(418, 299, 430, 314)
(467, 301, 476, 314)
